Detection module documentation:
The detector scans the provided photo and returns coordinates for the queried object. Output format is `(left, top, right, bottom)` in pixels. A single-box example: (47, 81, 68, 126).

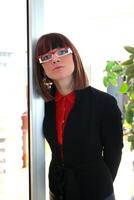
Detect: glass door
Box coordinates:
(0, 0, 29, 200)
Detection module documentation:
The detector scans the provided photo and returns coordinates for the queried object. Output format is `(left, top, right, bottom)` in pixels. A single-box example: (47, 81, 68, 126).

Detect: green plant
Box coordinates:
(103, 46, 134, 150)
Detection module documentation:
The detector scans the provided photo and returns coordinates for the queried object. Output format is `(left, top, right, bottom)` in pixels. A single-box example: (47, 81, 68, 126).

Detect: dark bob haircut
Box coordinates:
(35, 32, 89, 101)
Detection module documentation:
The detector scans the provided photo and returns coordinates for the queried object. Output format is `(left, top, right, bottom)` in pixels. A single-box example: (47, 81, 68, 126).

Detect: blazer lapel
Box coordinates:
(44, 101, 58, 145)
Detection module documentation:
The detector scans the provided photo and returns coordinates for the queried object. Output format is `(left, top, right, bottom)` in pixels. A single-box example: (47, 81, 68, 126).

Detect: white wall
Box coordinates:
(43, 0, 134, 91)
(43, 2, 134, 199)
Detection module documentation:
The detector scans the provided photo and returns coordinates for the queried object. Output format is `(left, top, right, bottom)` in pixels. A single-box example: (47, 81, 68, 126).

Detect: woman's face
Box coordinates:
(39, 47, 75, 81)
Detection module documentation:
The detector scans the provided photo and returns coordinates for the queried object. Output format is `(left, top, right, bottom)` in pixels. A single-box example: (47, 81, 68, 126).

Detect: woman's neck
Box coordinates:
(54, 76, 74, 96)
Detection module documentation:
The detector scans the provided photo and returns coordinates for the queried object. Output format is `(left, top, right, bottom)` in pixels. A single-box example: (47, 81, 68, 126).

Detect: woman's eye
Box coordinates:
(42, 54, 52, 61)
(58, 49, 68, 56)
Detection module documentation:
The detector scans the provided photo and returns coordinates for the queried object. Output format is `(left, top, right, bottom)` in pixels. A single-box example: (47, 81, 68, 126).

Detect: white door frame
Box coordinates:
(27, 0, 46, 199)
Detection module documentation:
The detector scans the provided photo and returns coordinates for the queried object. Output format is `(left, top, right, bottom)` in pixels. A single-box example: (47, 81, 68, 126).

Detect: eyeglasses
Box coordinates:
(38, 47, 72, 64)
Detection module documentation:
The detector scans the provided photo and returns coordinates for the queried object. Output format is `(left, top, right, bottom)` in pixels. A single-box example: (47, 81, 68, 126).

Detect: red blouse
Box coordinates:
(55, 90, 76, 145)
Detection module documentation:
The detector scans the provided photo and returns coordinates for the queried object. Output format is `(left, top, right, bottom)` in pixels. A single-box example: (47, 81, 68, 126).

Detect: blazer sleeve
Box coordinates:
(101, 96, 124, 181)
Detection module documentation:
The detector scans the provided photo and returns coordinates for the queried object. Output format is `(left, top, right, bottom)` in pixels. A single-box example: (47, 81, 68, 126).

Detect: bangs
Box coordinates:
(36, 33, 69, 57)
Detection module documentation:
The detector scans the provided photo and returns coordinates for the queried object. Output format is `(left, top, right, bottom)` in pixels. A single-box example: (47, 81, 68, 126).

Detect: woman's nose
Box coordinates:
(51, 54, 60, 64)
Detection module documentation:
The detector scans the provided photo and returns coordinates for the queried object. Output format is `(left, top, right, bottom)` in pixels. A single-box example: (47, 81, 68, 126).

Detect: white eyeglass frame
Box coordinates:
(38, 47, 72, 64)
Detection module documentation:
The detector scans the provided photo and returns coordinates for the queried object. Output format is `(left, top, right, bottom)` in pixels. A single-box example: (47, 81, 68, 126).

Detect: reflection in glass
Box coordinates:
(0, 1, 29, 200)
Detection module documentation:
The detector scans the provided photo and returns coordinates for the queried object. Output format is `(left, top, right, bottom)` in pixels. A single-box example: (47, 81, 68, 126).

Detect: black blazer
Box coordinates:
(43, 86, 123, 200)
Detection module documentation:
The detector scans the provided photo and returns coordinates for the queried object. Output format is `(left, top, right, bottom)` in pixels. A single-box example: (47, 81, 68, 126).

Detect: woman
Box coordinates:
(35, 32, 123, 200)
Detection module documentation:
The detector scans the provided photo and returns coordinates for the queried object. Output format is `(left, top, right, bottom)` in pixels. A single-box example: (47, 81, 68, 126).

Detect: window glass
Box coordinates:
(0, 1, 29, 200)
(43, 1, 134, 199)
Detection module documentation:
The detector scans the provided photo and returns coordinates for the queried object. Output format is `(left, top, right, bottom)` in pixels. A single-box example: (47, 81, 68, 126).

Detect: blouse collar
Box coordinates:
(55, 90, 75, 103)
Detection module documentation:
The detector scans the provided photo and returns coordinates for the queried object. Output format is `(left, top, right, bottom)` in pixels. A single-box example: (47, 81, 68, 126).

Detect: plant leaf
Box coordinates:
(106, 61, 116, 71)
(130, 93, 134, 100)
(103, 77, 110, 87)
(125, 64, 134, 75)
(128, 135, 134, 142)
(121, 59, 133, 66)
(127, 74, 134, 83)
(125, 109, 133, 124)
(130, 54, 134, 59)
(119, 82, 129, 93)
(109, 78, 118, 86)
(124, 46, 134, 54)
(112, 65, 123, 73)
(108, 72, 117, 79)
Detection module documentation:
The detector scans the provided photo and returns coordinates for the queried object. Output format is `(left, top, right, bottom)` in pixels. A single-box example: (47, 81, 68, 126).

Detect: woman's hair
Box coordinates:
(35, 32, 89, 101)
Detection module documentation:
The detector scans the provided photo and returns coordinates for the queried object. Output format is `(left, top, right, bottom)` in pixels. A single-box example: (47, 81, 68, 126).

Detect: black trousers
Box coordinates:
(50, 191, 115, 200)
(105, 193, 115, 200)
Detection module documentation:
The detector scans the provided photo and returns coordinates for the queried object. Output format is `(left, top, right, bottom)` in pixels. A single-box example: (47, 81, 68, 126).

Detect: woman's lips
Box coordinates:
(53, 66, 64, 71)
